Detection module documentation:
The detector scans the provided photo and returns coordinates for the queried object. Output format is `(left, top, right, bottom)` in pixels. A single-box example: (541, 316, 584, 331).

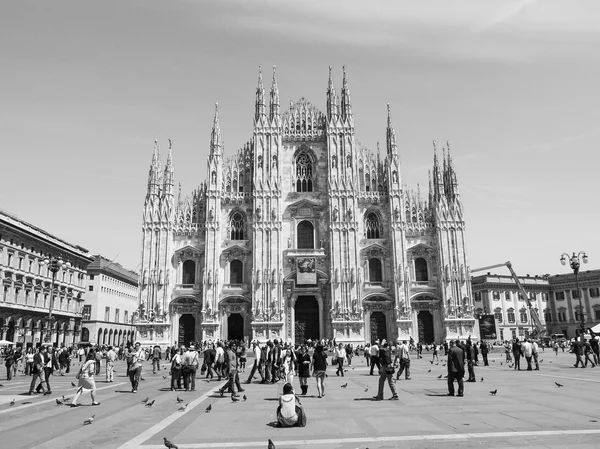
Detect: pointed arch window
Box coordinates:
(297, 220, 314, 249)
(415, 258, 428, 282)
(365, 212, 381, 239)
(230, 260, 243, 284)
(295, 153, 313, 192)
(230, 212, 245, 240)
(182, 260, 196, 285)
(368, 258, 383, 283)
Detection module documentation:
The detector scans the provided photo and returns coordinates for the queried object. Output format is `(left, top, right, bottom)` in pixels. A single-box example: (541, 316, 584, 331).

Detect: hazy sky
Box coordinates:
(1, 0, 599, 276)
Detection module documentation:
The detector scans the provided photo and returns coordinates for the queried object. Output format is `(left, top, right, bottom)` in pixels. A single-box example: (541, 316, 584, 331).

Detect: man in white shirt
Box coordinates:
(531, 340, 540, 370)
(105, 346, 117, 382)
(394, 340, 411, 380)
(369, 341, 380, 375)
(129, 342, 145, 393)
(215, 342, 225, 381)
(245, 341, 263, 384)
(521, 339, 533, 371)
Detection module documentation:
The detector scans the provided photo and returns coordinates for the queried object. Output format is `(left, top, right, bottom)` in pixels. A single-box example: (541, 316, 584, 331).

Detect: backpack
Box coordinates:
(260, 346, 268, 362)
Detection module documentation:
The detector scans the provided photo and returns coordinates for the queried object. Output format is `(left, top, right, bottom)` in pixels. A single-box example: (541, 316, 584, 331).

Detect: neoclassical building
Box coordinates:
(134, 67, 477, 346)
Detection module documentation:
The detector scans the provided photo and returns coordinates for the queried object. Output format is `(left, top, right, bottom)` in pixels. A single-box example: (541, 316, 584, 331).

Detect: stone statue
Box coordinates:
(159, 270, 164, 286)
(394, 205, 400, 220)
(287, 237, 291, 248)
(211, 171, 216, 184)
(209, 207, 214, 221)
(319, 239, 324, 249)
(279, 269, 283, 284)
(346, 208, 353, 221)
(256, 206, 262, 220)
(350, 268, 355, 284)
(271, 208, 277, 221)
(357, 267, 362, 284)
(393, 171, 398, 183)
(332, 206, 339, 221)
(142, 269, 148, 286)
(272, 269, 277, 284)
(264, 268, 270, 285)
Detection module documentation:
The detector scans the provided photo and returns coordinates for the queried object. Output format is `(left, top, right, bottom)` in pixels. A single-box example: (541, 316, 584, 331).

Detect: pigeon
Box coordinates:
(430, 360, 433, 364)
(145, 400, 155, 407)
(480, 377, 484, 382)
(141, 397, 149, 403)
(343, 369, 348, 372)
(444, 375, 448, 379)
(341, 383, 348, 388)
(10, 399, 15, 406)
(243, 394, 247, 401)
(555, 382, 563, 388)
(62, 395, 70, 402)
(141, 377, 146, 381)
(205, 404, 212, 413)
(364, 387, 369, 392)
(437, 375, 442, 379)
(178, 404, 188, 412)
(0, 384, 3, 387)
(22, 402, 32, 405)
(351, 366, 355, 370)
(232, 394, 240, 402)
(162, 376, 168, 380)
(500, 362, 503, 366)
(492, 360, 496, 363)
(71, 382, 76, 387)
(268, 439, 276, 449)
(83, 415, 95, 425)
(176, 396, 184, 403)
(489, 389, 497, 395)
(163, 437, 178, 449)
(540, 359, 544, 363)
(428, 369, 431, 373)
(56, 399, 63, 405)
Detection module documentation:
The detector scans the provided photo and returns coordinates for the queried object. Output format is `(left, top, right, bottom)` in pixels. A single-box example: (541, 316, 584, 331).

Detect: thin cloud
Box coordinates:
(472, 0, 538, 34)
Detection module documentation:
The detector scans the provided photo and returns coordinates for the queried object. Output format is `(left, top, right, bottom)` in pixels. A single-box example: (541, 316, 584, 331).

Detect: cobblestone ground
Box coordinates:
(1, 349, 599, 448)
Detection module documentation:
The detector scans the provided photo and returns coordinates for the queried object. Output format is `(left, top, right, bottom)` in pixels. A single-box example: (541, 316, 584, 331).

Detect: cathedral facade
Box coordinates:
(134, 67, 478, 346)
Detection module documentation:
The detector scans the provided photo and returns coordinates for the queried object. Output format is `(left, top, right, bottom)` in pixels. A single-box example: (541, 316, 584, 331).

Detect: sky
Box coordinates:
(1, 0, 599, 276)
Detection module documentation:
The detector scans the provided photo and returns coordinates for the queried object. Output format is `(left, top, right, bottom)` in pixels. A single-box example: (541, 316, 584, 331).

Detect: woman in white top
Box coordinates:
(24, 348, 34, 376)
(281, 349, 296, 385)
(277, 382, 305, 428)
(71, 351, 99, 407)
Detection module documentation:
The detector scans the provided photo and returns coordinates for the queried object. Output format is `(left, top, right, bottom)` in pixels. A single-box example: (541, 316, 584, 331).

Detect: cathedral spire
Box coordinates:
(446, 140, 459, 200)
(163, 139, 174, 197)
(210, 103, 222, 155)
(432, 140, 445, 202)
(269, 65, 280, 120)
(326, 66, 338, 121)
(147, 140, 162, 197)
(386, 104, 398, 155)
(341, 66, 353, 122)
(255, 65, 266, 122)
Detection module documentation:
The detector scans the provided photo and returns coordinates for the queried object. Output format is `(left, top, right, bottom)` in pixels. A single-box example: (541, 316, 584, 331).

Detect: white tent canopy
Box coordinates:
(591, 323, 600, 334)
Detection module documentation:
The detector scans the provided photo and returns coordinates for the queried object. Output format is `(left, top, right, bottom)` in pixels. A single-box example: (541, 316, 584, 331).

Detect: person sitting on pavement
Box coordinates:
(276, 382, 306, 428)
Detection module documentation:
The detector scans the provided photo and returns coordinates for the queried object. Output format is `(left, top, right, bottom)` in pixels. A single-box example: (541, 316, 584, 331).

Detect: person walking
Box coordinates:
(214, 342, 225, 381)
(373, 340, 398, 401)
(432, 343, 439, 362)
(584, 339, 596, 368)
(4, 348, 15, 381)
(465, 340, 476, 382)
(531, 340, 540, 370)
(36, 346, 59, 394)
(334, 343, 346, 377)
(369, 341, 380, 376)
(572, 338, 585, 368)
(170, 346, 184, 391)
(245, 341, 262, 384)
(447, 340, 465, 397)
(395, 340, 411, 380)
(218, 343, 240, 396)
(364, 344, 371, 366)
(311, 343, 328, 398)
(151, 345, 162, 374)
(28, 346, 48, 396)
(521, 339, 533, 371)
(281, 348, 296, 385)
(129, 342, 145, 393)
(183, 345, 199, 391)
(24, 348, 34, 376)
(512, 339, 522, 370)
(105, 346, 117, 382)
(480, 341, 489, 366)
(203, 343, 216, 380)
(345, 344, 354, 366)
(58, 347, 70, 376)
(297, 345, 311, 396)
(71, 350, 100, 407)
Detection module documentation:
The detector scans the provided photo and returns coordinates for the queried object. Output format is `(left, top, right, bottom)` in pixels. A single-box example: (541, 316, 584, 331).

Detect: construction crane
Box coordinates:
(471, 261, 547, 338)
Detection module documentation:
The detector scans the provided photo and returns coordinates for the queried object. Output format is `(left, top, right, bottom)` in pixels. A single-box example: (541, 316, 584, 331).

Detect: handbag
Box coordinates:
(200, 362, 207, 375)
(385, 364, 395, 375)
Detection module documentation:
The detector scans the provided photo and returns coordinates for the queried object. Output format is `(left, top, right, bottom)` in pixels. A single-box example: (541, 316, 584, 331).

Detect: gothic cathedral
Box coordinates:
(134, 67, 478, 346)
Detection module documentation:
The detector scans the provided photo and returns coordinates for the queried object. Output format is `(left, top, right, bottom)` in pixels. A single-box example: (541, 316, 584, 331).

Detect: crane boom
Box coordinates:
(472, 261, 546, 338)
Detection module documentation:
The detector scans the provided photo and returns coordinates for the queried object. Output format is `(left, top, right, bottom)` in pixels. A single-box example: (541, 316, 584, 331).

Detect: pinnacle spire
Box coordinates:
(210, 103, 222, 155)
(255, 65, 266, 121)
(269, 65, 280, 120)
(326, 66, 338, 121)
(163, 140, 174, 197)
(147, 140, 162, 197)
(386, 104, 398, 155)
(341, 65, 353, 121)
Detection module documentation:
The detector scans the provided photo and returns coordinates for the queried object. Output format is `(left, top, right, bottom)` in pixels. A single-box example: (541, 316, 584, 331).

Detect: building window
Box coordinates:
(124, 310, 129, 324)
(492, 291, 500, 301)
(297, 220, 314, 249)
(89, 275, 95, 281)
(115, 309, 120, 323)
(230, 260, 243, 284)
(105, 307, 110, 321)
(544, 311, 551, 323)
(572, 290, 580, 299)
(88, 285, 94, 291)
(505, 291, 511, 301)
(529, 293, 536, 301)
(542, 292, 549, 301)
(295, 153, 313, 192)
(520, 311, 528, 323)
(494, 308, 503, 322)
(558, 311, 566, 322)
(369, 258, 383, 283)
(474, 292, 481, 302)
(507, 310, 516, 323)
(414, 258, 428, 282)
(229, 212, 245, 240)
(182, 260, 196, 285)
(364, 212, 381, 239)
(575, 311, 584, 321)
(7, 254, 12, 266)
(590, 288, 600, 298)
(555, 291, 565, 301)
(595, 310, 600, 320)
(518, 292, 524, 301)
(82, 305, 91, 321)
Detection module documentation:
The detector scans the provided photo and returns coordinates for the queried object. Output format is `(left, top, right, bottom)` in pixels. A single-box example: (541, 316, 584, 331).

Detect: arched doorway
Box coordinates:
(417, 311, 434, 343)
(370, 311, 387, 343)
(179, 314, 196, 346)
(227, 313, 244, 341)
(5, 319, 15, 342)
(295, 296, 319, 345)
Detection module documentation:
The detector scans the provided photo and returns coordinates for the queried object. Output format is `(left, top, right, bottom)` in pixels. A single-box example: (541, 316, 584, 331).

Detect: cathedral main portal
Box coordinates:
(179, 314, 196, 346)
(294, 296, 319, 345)
(417, 311, 435, 343)
(228, 313, 244, 341)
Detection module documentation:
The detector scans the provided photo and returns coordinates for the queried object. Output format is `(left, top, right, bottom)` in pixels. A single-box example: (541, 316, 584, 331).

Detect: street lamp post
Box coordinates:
(40, 256, 71, 343)
(560, 251, 588, 339)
